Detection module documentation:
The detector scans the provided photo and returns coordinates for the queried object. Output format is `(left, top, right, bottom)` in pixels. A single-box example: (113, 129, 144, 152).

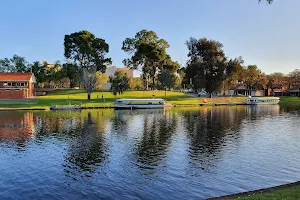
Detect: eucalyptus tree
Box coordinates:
(185, 37, 233, 96)
(122, 29, 172, 89)
(243, 65, 266, 95)
(0, 55, 29, 72)
(64, 30, 111, 99)
(110, 71, 130, 97)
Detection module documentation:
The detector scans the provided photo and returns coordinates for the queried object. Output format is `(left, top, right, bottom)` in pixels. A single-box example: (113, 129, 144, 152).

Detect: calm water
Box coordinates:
(0, 106, 300, 199)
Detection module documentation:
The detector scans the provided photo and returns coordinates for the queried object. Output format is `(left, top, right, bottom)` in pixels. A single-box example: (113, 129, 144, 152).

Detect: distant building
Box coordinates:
(105, 66, 134, 78)
(0, 72, 36, 99)
(290, 83, 300, 97)
(102, 66, 134, 90)
(116, 67, 134, 78)
(105, 66, 117, 77)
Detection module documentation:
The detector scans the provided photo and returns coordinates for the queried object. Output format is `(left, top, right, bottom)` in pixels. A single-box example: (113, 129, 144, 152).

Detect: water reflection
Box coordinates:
(179, 107, 246, 174)
(0, 105, 299, 199)
(0, 112, 35, 147)
(135, 110, 177, 174)
(246, 105, 280, 118)
(63, 112, 108, 179)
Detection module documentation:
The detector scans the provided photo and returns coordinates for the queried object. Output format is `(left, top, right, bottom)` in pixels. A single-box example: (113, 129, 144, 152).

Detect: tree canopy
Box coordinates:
(110, 71, 130, 96)
(122, 29, 176, 89)
(64, 30, 111, 72)
(0, 55, 29, 72)
(185, 37, 234, 95)
(64, 30, 111, 99)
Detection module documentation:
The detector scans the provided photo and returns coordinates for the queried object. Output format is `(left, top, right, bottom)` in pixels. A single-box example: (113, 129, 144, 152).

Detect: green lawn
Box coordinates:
(0, 89, 299, 109)
(0, 89, 192, 108)
(233, 184, 300, 200)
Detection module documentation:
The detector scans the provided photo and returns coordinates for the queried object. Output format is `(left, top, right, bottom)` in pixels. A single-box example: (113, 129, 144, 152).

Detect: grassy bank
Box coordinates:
(210, 182, 300, 200)
(235, 185, 300, 199)
(0, 89, 246, 108)
(0, 89, 299, 109)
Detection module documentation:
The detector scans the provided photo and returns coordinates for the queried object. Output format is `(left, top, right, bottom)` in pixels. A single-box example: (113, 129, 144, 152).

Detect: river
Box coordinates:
(0, 105, 299, 199)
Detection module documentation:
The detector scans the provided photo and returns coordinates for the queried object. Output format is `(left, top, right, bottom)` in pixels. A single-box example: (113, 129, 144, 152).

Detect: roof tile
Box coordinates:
(0, 72, 33, 81)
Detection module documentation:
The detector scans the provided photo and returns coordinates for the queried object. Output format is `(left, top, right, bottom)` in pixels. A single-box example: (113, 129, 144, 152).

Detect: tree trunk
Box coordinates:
(165, 87, 167, 99)
(152, 76, 155, 90)
(87, 92, 91, 100)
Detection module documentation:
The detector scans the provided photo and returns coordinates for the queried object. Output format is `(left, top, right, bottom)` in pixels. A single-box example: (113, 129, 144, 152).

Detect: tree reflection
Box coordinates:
(180, 107, 246, 174)
(135, 110, 178, 174)
(63, 112, 107, 179)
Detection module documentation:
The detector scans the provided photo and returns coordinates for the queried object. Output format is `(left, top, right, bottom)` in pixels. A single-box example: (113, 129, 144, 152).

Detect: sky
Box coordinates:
(0, 0, 299, 76)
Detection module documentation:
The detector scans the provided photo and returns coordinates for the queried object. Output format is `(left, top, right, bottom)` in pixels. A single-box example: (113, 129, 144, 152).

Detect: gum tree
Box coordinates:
(64, 30, 111, 100)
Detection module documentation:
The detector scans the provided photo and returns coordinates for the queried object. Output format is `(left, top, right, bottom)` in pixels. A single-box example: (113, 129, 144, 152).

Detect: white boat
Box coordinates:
(113, 99, 165, 109)
(51, 104, 82, 110)
(246, 96, 280, 105)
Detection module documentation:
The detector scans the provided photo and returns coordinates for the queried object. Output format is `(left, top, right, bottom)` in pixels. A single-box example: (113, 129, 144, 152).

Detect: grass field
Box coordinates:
(232, 184, 300, 200)
(0, 89, 299, 108)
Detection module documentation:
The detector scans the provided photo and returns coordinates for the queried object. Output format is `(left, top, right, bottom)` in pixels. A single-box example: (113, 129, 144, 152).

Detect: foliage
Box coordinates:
(64, 30, 111, 72)
(288, 69, 300, 84)
(62, 63, 81, 88)
(0, 55, 29, 72)
(158, 69, 176, 89)
(129, 77, 144, 90)
(31, 61, 46, 85)
(122, 29, 174, 89)
(95, 72, 109, 90)
(243, 65, 264, 93)
(267, 72, 285, 95)
(64, 30, 111, 99)
(109, 71, 130, 96)
(220, 57, 244, 93)
(185, 37, 234, 95)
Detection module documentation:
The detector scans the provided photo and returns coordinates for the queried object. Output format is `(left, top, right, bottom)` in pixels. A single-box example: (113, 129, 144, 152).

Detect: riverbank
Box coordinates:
(209, 181, 300, 200)
(0, 89, 299, 110)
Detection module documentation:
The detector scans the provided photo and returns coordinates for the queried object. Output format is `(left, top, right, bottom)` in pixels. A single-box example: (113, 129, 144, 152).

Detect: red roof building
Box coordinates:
(0, 72, 36, 99)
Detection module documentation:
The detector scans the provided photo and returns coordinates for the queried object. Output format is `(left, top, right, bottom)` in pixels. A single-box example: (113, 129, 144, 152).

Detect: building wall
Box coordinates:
(101, 83, 111, 90)
(105, 66, 117, 77)
(0, 89, 25, 99)
(117, 67, 134, 78)
(0, 81, 35, 99)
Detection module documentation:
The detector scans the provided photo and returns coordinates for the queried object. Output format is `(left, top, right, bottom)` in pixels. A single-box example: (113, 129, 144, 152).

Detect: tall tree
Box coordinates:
(31, 61, 46, 86)
(110, 71, 130, 97)
(243, 65, 263, 95)
(64, 30, 111, 99)
(267, 72, 285, 95)
(185, 37, 233, 96)
(221, 57, 244, 94)
(129, 77, 144, 90)
(82, 66, 97, 99)
(11, 55, 29, 72)
(122, 29, 171, 89)
(62, 63, 80, 88)
(0, 58, 11, 72)
(0, 55, 29, 72)
(288, 69, 300, 85)
(158, 69, 174, 90)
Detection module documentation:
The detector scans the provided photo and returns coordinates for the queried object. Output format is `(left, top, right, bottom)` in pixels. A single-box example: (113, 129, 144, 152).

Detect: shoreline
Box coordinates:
(208, 181, 300, 200)
(0, 103, 254, 111)
(0, 102, 294, 111)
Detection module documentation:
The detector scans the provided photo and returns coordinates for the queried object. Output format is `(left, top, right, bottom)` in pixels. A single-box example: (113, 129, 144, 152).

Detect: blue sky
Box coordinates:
(0, 0, 299, 75)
